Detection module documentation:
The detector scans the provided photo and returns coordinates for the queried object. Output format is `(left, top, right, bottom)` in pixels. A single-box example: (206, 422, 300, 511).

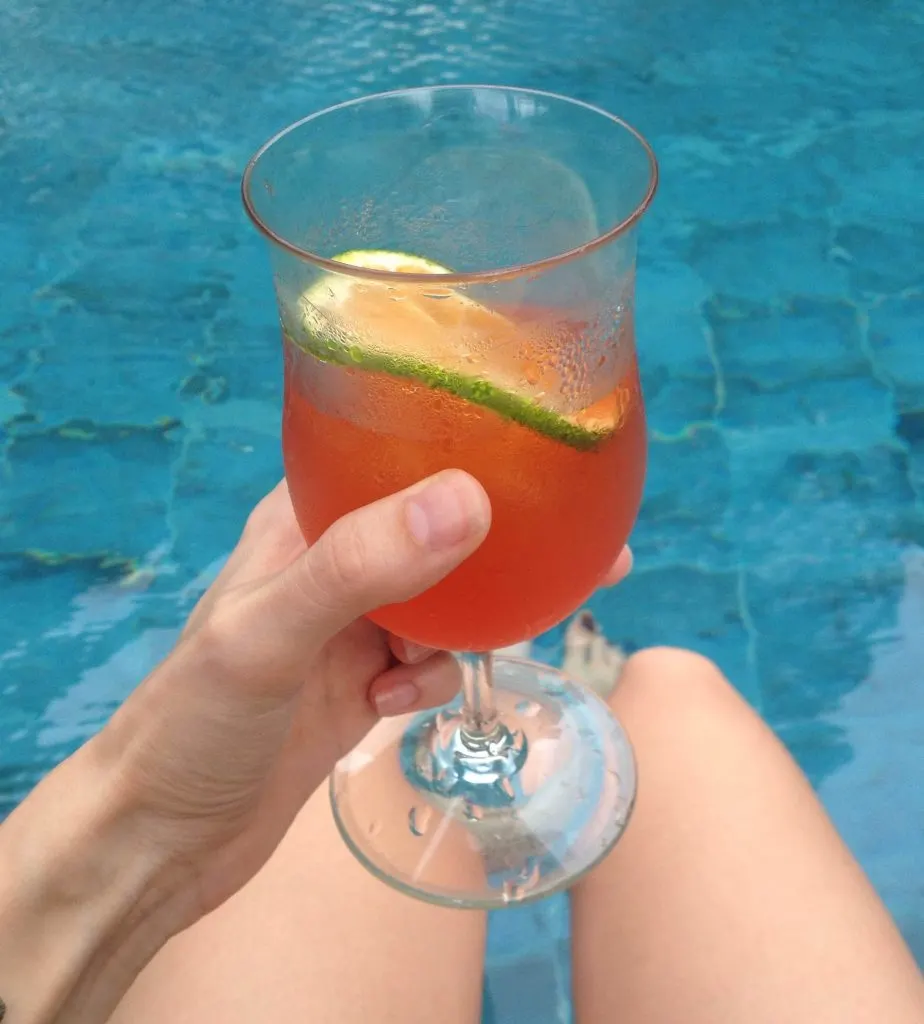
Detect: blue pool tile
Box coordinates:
(818, 556, 924, 956)
(1, 421, 181, 561)
(663, 138, 838, 229)
(689, 220, 849, 305)
(720, 373, 895, 443)
(18, 305, 194, 428)
(867, 294, 924, 412)
(0, 301, 43, 386)
(748, 557, 908, 725)
(819, 116, 924, 227)
(897, 415, 924, 504)
(195, 318, 283, 408)
(708, 296, 866, 387)
(643, 370, 717, 438)
(590, 564, 760, 707)
(0, 555, 179, 812)
(724, 436, 923, 571)
(773, 718, 852, 789)
(833, 223, 924, 301)
(169, 423, 282, 579)
(631, 426, 735, 571)
(487, 893, 570, 963)
(636, 259, 714, 373)
(484, 947, 571, 1024)
(36, 615, 180, 751)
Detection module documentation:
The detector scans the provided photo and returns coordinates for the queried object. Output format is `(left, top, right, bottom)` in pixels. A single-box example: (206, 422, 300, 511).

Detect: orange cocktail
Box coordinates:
(244, 85, 657, 910)
(282, 310, 645, 651)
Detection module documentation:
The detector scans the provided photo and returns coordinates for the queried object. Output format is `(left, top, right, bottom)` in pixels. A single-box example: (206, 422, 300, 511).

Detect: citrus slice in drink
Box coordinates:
(287, 250, 627, 450)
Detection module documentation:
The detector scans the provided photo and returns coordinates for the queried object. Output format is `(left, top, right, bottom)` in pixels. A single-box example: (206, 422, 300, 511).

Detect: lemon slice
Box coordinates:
(285, 250, 621, 450)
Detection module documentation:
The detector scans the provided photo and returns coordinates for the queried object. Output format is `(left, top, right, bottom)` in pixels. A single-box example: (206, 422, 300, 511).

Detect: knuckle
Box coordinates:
(241, 482, 290, 542)
(183, 604, 239, 672)
(241, 495, 274, 541)
(311, 516, 373, 602)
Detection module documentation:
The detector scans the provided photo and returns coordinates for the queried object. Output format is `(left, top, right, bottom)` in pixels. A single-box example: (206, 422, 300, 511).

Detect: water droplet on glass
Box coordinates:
(408, 805, 433, 837)
(519, 859, 542, 888)
(423, 289, 452, 300)
(463, 799, 483, 821)
(367, 819, 381, 837)
(523, 360, 542, 385)
(501, 879, 522, 903)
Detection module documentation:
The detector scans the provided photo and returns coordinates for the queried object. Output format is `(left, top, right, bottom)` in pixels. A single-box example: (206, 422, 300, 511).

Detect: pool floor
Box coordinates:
(1, 0, 923, 1020)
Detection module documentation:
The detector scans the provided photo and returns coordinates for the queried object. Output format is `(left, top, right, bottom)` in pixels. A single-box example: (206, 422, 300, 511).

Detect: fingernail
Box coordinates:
(406, 473, 487, 551)
(401, 640, 434, 664)
(374, 681, 419, 716)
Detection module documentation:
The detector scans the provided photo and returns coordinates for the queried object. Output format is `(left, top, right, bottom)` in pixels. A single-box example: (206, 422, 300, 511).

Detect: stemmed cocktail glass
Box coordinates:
(243, 86, 657, 908)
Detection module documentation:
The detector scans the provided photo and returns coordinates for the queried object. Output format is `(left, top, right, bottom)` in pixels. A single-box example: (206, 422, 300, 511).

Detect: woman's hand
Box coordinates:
(101, 468, 632, 921)
(97, 470, 496, 922)
(0, 470, 632, 1023)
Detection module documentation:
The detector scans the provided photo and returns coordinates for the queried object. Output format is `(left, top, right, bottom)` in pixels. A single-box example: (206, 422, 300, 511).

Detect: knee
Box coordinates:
(611, 646, 747, 720)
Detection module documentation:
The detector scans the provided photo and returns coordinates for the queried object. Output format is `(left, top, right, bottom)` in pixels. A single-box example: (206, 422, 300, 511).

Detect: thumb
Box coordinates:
(254, 469, 490, 673)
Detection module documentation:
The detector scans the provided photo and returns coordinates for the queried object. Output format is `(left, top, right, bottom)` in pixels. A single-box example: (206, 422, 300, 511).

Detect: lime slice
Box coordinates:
(286, 250, 619, 450)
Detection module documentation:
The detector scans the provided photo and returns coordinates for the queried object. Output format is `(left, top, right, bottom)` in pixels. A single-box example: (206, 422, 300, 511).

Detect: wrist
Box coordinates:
(0, 741, 197, 1023)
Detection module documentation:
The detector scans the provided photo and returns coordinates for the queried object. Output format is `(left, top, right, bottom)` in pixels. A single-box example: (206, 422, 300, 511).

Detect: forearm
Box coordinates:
(0, 743, 195, 1023)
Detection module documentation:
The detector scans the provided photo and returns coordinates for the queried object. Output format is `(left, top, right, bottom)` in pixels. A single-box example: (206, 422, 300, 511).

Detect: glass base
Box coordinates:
(330, 656, 636, 909)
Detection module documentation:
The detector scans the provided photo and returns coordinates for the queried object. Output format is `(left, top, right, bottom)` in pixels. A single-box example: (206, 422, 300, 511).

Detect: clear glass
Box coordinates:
(243, 85, 657, 908)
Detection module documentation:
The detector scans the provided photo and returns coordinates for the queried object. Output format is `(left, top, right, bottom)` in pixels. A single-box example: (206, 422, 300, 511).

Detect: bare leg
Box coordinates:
(572, 647, 924, 1024)
(112, 777, 486, 1024)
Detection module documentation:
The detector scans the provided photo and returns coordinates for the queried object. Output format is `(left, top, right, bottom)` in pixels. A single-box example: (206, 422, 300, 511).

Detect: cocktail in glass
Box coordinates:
(243, 86, 657, 908)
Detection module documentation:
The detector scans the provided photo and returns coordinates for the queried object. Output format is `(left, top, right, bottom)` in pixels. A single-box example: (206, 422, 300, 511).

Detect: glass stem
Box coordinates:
(459, 651, 498, 738)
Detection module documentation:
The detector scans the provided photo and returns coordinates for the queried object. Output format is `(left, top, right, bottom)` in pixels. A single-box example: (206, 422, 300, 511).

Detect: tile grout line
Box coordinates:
(702, 304, 726, 420)
(736, 566, 762, 715)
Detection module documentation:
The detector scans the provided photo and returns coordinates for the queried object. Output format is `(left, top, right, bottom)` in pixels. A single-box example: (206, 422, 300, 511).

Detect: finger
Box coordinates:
(600, 545, 633, 587)
(289, 469, 490, 632)
(231, 470, 490, 684)
(389, 634, 438, 665)
(369, 652, 463, 717)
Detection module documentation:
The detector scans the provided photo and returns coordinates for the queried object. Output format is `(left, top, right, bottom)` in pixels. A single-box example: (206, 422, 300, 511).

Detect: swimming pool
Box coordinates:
(1, 0, 922, 1019)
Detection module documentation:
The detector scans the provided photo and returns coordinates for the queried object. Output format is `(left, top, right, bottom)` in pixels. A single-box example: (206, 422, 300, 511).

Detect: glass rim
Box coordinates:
(241, 84, 659, 286)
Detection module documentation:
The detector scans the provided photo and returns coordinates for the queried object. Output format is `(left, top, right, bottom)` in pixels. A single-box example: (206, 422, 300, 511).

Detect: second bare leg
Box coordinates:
(572, 647, 924, 1024)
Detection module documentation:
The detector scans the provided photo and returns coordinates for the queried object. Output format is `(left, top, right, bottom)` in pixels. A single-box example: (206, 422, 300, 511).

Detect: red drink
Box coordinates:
(282, 310, 646, 651)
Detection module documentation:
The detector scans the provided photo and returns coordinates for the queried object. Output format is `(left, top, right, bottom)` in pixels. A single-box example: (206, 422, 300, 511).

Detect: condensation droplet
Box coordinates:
(367, 819, 381, 837)
(501, 879, 522, 903)
(463, 799, 483, 821)
(408, 805, 433, 837)
(519, 859, 542, 888)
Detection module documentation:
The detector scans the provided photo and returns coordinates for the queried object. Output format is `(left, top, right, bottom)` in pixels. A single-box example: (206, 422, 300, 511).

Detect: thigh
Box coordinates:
(571, 647, 924, 1024)
(112, 780, 486, 1024)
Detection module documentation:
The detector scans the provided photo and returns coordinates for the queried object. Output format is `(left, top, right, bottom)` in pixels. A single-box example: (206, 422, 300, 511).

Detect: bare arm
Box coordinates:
(0, 740, 195, 1023)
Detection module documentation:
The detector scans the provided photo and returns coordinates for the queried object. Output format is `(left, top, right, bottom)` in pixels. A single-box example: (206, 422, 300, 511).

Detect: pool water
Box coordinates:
(1, 0, 922, 1020)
